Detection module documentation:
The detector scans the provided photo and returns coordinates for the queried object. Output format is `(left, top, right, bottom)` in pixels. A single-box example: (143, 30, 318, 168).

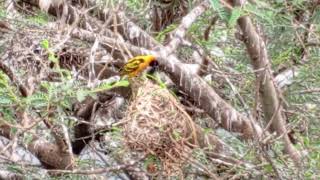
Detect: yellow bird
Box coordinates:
(120, 55, 157, 78)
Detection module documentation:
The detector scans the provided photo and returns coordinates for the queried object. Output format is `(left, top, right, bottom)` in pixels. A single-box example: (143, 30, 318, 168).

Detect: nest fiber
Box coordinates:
(123, 78, 197, 175)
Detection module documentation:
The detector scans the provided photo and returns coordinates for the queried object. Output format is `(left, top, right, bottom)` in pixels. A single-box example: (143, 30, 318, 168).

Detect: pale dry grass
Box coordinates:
(123, 77, 197, 176)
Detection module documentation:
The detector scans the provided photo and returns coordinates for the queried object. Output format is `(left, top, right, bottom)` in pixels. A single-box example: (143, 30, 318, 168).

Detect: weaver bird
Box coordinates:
(120, 55, 157, 78)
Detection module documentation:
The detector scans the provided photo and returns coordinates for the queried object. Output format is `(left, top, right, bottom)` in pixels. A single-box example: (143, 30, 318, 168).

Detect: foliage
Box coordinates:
(210, 0, 229, 21)
(26, 10, 51, 25)
(1, 0, 320, 179)
(155, 24, 178, 43)
(0, 40, 129, 126)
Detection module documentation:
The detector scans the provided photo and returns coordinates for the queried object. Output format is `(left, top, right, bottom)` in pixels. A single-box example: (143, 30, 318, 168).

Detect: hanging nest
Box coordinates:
(123, 78, 199, 176)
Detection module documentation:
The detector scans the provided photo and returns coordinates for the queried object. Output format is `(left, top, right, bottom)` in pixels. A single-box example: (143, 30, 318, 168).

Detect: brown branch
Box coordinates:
(0, 61, 29, 97)
(40, 118, 75, 169)
(28, 138, 74, 170)
(305, 42, 320, 47)
(295, 88, 320, 94)
(204, 16, 219, 41)
(232, 0, 302, 165)
(163, 1, 211, 55)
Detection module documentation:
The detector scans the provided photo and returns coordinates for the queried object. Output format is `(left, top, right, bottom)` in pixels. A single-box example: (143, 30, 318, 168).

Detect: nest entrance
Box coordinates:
(123, 78, 198, 175)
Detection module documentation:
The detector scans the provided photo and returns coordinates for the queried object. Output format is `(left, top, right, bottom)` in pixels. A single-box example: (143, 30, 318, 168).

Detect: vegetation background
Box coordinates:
(0, 0, 319, 179)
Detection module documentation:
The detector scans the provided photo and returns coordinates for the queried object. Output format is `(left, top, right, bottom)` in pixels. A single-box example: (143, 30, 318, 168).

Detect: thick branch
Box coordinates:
(232, 0, 302, 165)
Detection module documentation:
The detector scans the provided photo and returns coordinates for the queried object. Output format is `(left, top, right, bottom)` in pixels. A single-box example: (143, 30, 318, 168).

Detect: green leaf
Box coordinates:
(210, 0, 229, 21)
(59, 69, 72, 80)
(48, 53, 58, 63)
(76, 90, 88, 102)
(40, 39, 49, 49)
(0, 96, 13, 105)
(27, 11, 50, 26)
(6, 164, 22, 173)
(60, 99, 72, 109)
(40, 81, 50, 90)
(0, 8, 7, 18)
(92, 80, 129, 93)
(228, 7, 242, 28)
(210, 0, 222, 14)
(10, 127, 17, 135)
(0, 71, 10, 87)
(172, 130, 181, 140)
(111, 126, 122, 133)
(146, 74, 166, 88)
(263, 164, 273, 173)
(0, 107, 15, 122)
(27, 92, 48, 108)
(23, 133, 34, 145)
(203, 128, 213, 135)
(113, 80, 130, 87)
(155, 24, 178, 43)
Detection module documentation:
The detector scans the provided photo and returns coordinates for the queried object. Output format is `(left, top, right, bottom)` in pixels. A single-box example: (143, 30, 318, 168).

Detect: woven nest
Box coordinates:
(123, 78, 198, 176)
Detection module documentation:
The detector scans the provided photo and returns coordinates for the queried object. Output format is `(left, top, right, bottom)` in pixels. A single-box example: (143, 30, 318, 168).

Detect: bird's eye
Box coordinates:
(149, 60, 159, 67)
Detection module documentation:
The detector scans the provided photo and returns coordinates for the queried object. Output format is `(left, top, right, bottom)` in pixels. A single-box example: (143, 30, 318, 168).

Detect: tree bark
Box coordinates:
(232, 0, 302, 165)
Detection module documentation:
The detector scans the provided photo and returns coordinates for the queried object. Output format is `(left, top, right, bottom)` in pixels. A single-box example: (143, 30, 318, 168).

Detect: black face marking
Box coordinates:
(149, 60, 159, 67)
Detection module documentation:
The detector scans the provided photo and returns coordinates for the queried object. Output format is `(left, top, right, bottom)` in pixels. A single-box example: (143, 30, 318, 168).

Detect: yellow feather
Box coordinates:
(120, 55, 156, 77)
